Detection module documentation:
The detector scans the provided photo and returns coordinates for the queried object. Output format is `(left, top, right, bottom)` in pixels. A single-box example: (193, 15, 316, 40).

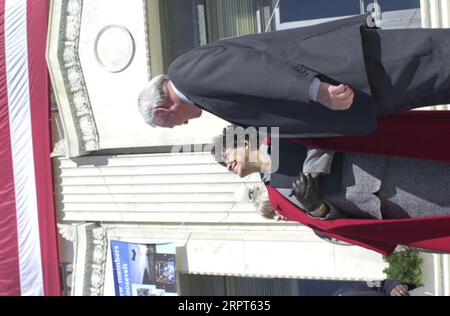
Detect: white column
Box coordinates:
(421, 0, 431, 28)
(443, 255, 450, 296)
(429, 0, 443, 28)
(440, 0, 450, 27)
(433, 254, 444, 296)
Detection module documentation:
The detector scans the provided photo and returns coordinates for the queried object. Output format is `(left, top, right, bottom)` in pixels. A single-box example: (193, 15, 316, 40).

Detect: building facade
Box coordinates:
(48, 0, 449, 296)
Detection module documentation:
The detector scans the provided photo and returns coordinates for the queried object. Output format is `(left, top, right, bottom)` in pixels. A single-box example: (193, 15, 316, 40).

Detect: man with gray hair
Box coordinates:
(138, 75, 202, 128)
(138, 13, 450, 138)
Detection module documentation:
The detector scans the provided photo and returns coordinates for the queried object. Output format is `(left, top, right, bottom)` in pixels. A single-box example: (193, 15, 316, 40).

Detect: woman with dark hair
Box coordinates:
(211, 122, 450, 255)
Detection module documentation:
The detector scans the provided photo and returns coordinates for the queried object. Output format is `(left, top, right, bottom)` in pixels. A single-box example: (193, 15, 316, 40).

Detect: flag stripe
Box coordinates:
(0, 0, 59, 296)
(4, 0, 43, 295)
(27, 0, 61, 296)
(0, 0, 21, 296)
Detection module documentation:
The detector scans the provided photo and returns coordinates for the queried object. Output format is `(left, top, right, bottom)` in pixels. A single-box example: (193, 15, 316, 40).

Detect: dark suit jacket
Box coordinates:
(169, 14, 378, 137)
(170, 10, 450, 137)
(169, 15, 377, 137)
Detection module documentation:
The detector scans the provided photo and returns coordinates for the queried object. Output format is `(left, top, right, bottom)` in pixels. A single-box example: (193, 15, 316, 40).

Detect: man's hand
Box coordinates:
(316, 82, 355, 110)
(390, 284, 410, 296)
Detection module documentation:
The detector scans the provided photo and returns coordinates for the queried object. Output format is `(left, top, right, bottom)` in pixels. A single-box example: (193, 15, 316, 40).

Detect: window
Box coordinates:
(376, 0, 421, 29)
(376, 0, 420, 12)
(275, 0, 365, 29)
(279, 0, 362, 23)
(203, 0, 273, 42)
(275, 0, 421, 30)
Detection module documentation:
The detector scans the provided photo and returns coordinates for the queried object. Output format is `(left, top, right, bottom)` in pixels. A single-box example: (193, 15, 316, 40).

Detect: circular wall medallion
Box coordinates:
(94, 25, 135, 73)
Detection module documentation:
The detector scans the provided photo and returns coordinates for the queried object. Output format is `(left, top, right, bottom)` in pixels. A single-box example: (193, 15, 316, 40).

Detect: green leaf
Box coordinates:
(383, 249, 423, 287)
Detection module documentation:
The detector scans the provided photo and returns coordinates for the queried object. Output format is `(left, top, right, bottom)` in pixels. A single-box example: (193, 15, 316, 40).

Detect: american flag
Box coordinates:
(0, 0, 60, 296)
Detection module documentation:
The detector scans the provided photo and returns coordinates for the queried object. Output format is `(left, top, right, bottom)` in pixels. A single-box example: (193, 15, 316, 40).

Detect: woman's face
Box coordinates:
(222, 143, 260, 177)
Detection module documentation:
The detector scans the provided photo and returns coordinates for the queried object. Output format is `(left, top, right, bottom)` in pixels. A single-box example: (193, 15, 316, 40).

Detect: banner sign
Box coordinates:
(111, 240, 177, 296)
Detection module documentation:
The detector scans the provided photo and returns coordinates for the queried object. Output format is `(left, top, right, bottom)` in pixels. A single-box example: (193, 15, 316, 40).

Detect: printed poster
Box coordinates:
(111, 240, 177, 296)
